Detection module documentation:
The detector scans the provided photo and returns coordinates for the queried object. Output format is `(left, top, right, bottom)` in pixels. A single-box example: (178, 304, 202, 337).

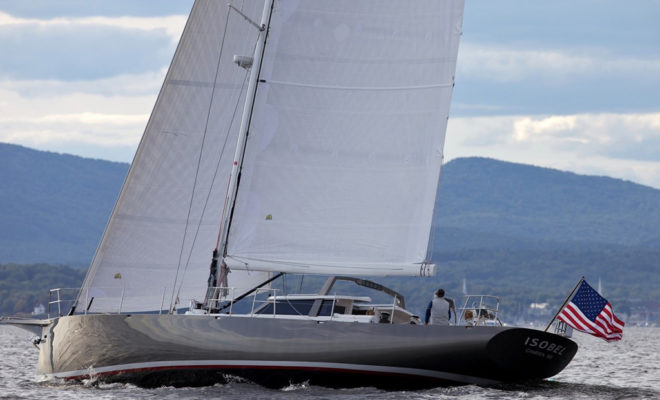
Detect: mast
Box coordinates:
(209, 0, 275, 297)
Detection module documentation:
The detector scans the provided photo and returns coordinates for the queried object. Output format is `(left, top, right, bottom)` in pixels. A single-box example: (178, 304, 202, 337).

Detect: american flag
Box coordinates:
(558, 280, 624, 342)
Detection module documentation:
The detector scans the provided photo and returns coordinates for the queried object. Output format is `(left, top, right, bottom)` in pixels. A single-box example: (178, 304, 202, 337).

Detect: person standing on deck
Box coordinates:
(425, 288, 454, 325)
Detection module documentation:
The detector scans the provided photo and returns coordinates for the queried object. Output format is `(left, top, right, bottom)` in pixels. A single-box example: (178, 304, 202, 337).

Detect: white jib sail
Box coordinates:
(77, 0, 270, 313)
(225, 0, 465, 276)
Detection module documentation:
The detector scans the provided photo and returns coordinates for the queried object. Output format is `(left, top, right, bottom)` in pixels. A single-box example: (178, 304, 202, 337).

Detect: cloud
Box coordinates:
(509, 113, 660, 161)
(0, 11, 185, 80)
(457, 43, 660, 83)
(446, 112, 660, 189)
(449, 112, 660, 159)
(451, 42, 660, 116)
(0, 11, 187, 41)
(0, 1, 192, 19)
(0, 112, 147, 147)
(0, 76, 156, 160)
(0, 5, 180, 161)
(1, 68, 167, 98)
(461, 1, 660, 57)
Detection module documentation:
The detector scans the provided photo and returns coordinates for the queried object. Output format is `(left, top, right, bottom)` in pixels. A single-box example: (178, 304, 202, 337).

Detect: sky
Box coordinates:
(1, 1, 660, 188)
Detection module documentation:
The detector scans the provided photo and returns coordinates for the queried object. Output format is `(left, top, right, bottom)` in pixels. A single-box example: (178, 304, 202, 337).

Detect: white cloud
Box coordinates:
(0, 111, 148, 151)
(0, 79, 157, 117)
(449, 112, 660, 154)
(509, 113, 660, 153)
(1, 68, 167, 97)
(0, 75, 157, 159)
(0, 11, 184, 81)
(0, 112, 146, 146)
(0, 10, 183, 161)
(0, 11, 186, 42)
(457, 43, 660, 82)
(446, 112, 660, 189)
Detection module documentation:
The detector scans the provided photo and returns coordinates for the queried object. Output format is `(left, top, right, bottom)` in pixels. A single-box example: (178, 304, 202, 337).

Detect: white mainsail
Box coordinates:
(225, 0, 464, 276)
(77, 0, 269, 313)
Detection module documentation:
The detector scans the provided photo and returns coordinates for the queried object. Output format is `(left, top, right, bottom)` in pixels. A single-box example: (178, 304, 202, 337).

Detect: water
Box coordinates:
(1, 325, 658, 399)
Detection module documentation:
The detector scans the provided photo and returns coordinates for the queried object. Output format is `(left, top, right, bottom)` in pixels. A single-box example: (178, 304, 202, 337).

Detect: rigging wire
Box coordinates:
(174, 71, 250, 309)
(171, 1, 259, 311)
(168, 6, 236, 312)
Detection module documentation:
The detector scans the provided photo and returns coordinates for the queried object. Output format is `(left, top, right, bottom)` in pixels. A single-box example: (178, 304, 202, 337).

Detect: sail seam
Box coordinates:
(264, 79, 452, 91)
(167, 79, 244, 89)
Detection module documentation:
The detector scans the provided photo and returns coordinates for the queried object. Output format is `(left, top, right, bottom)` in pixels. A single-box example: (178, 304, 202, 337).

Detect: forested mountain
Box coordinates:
(435, 157, 660, 247)
(0, 263, 85, 315)
(1, 143, 658, 316)
(0, 142, 128, 266)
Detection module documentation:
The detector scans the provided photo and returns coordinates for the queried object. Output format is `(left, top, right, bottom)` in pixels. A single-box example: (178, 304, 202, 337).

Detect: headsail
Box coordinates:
(77, 0, 269, 313)
(225, 0, 465, 276)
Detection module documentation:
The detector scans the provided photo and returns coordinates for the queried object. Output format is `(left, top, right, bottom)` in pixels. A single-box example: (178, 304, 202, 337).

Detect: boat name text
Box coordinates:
(523, 336, 566, 356)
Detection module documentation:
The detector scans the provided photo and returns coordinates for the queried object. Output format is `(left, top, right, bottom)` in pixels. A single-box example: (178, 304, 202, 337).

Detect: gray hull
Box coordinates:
(38, 314, 577, 388)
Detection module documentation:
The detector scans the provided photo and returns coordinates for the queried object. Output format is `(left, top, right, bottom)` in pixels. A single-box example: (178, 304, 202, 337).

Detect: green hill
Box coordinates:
(436, 157, 660, 246)
(0, 142, 128, 266)
(0, 263, 86, 315)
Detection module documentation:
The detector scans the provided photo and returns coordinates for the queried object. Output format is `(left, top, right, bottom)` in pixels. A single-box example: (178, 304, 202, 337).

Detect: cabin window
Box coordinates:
(255, 299, 345, 316)
(319, 300, 345, 316)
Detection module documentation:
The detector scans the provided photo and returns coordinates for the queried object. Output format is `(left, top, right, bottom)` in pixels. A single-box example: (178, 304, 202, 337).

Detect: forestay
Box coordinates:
(225, 0, 464, 276)
(77, 0, 269, 313)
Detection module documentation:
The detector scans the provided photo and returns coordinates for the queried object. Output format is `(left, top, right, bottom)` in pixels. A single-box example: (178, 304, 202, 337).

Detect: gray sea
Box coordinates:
(1, 325, 658, 400)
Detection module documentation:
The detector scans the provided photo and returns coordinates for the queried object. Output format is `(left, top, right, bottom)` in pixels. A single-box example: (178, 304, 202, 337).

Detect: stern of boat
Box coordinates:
(486, 327, 577, 381)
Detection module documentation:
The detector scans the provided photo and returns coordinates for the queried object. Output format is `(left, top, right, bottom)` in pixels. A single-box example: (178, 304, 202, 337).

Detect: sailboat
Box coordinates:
(5, 0, 577, 389)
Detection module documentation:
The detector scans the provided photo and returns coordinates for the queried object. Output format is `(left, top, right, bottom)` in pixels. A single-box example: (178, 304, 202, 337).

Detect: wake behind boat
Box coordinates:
(4, 0, 577, 389)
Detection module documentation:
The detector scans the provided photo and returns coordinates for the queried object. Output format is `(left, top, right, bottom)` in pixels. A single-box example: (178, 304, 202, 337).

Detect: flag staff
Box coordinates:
(544, 276, 585, 332)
